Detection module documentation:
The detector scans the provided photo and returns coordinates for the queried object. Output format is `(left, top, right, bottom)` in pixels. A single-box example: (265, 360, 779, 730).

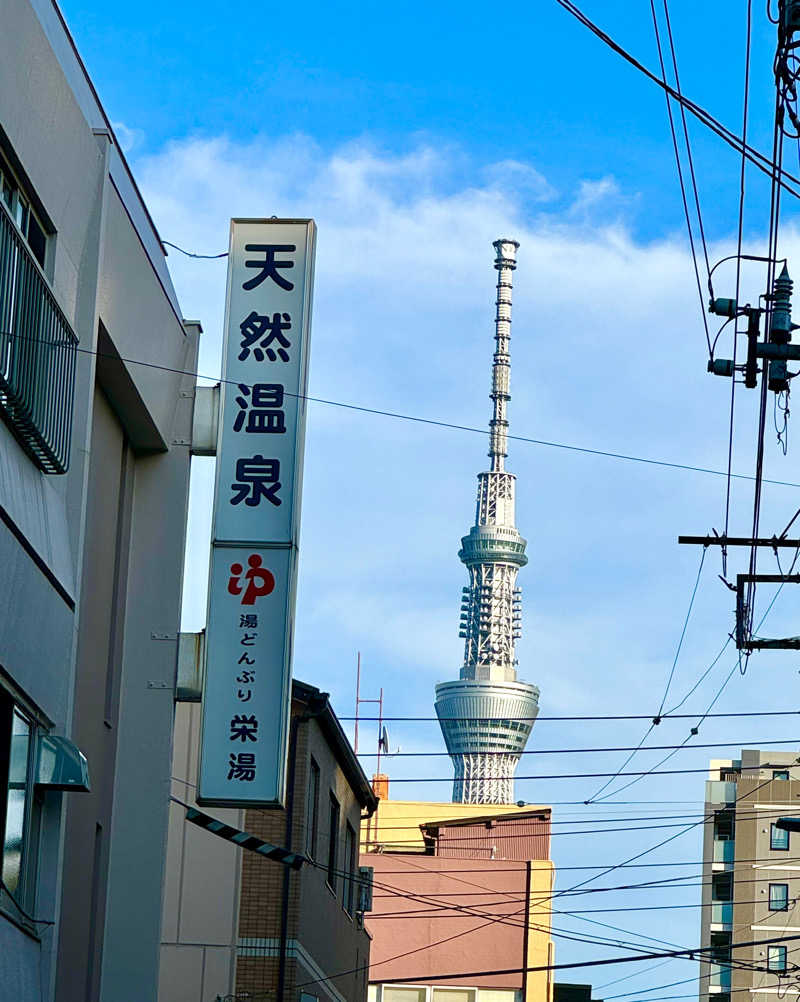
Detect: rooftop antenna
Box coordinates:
(354, 652, 384, 762)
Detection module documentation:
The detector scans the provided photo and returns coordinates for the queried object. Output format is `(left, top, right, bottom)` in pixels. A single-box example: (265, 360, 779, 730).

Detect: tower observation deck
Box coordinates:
(434, 239, 540, 805)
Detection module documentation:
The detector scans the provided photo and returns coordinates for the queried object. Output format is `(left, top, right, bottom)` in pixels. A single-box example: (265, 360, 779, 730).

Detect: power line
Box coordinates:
(723, 0, 753, 552)
(352, 760, 798, 783)
(6, 325, 800, 489)
(162, 240, 227, 259)
(345, 708, 800, 721)
(297, 932, 800, 989)
(356, 737, 800, 757)
(649, 0, 712, 356)
(582, 548, 708, 803)
(551, 0, 800, 198)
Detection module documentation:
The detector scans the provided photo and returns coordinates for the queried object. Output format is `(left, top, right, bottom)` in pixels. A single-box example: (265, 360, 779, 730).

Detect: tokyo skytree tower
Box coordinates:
(434, 239, 540, 805)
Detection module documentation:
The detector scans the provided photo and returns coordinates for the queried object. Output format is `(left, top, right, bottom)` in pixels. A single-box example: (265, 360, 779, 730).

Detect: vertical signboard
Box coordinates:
(198, 219, 316, 807)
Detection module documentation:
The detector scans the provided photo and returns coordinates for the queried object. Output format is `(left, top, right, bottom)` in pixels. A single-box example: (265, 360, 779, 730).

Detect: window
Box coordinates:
(773, 770, 790, 781)
(0, 152, 47, 271)
(0, 688, 40, 922)
(771, 824, 790, 851)
(327, 794, 340, 891)
(306, 757, 320, 859)
(0, 144, 75, 474)
(768, 945, 788, 973)
(382, 989, 426, 1002)
(769, 883, 789, 911)
(432, 991, 476, 1002)
(714, 810, 735, 840)
(344, 821, 356, 915)
(712, 872, 733, 901)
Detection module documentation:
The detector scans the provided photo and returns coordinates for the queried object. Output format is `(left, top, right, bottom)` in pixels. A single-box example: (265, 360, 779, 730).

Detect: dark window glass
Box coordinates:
(26, 214, 46, 269)
(712, 872, 733, 901)
(327, 794, 340, 891)
(306, 757, 320, 859)
(344, 822, 356, 915)
(771, 824, 790, 851)
(773, 770, 790, 781)
(714, 810, 735, 840)
(769, 883, 789, 911)
(768, 945, 787, 972)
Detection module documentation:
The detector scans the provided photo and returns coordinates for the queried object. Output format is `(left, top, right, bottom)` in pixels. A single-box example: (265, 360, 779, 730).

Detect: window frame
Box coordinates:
(768, 945, 788, 973)
(306, 757, 320, 860)
(0, 686, 43, 928)
(771, 824, 790, 851)
(327, 793, 340, 893)
(769, 882, 790, 912)
(0, 153, 48, 272)
(773, 770, 790, 782)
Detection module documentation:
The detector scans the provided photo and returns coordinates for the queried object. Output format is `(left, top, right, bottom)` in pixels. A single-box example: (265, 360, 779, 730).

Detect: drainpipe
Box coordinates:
(522, 860, 531, 1002)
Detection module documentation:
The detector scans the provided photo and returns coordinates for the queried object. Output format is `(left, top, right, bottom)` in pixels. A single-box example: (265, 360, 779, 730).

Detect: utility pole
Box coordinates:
(681, 1, 800, 652)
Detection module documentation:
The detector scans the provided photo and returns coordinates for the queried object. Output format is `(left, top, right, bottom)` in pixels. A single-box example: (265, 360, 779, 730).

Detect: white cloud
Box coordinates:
(111, 120, 144, 154)
(133, 132, 800, 801)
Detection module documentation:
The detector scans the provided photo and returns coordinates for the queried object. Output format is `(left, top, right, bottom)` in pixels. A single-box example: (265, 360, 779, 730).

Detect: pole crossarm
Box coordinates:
(678, 535, 800, 548)
(735, 574, 800, 651)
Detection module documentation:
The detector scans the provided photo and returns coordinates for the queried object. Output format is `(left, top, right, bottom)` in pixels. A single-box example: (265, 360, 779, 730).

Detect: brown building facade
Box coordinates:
(361, 800, 555, 1002)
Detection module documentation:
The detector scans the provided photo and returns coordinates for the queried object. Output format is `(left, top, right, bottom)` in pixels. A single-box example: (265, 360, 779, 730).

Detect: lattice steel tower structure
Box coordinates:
(434, 239, 540, 804)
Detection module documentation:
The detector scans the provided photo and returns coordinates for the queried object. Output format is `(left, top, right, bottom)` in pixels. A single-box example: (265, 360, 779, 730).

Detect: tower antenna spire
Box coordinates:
(488, 238, 517, 473)
(434, 239, 540, 805)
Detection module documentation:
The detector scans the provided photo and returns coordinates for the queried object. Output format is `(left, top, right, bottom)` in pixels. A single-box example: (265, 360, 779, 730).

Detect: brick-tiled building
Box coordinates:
(161, 678, 378, 1002)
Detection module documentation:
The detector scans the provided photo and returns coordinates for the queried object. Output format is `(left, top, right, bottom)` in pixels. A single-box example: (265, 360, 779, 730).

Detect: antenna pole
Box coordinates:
(377, 687, 384, 776)
(354, 651, 361, 754)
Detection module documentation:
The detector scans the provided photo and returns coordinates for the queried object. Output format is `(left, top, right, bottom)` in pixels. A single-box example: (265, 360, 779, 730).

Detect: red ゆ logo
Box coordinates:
(227, 554, 276, 605)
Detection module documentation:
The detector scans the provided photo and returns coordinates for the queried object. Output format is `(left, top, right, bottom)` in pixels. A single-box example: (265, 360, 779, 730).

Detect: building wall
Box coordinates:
(362, 802, 554, 1002)
(160, 689, 374, 1002)
(431, 814, 550, 861)
(731, 756, 800, 998)
(0, 2, 198, 1000)
(160, 703, 243, 1002)
(699, 750, 800, 1002)
(363, 801, 549, 854)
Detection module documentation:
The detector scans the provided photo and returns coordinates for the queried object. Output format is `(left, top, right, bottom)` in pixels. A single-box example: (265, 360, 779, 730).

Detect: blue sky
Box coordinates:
(61, 0, 800, 993)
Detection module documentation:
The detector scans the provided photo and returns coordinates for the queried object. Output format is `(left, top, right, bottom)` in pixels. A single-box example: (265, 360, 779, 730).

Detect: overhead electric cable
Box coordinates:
(295, 931, 800, 991)
(723, 0, 753, 552)
(583, 548, 707, 803)
(551, 0, 800, 198)
(6, 324, 800, 488)
(649, 0, 712, 355)
(586, 570, 797, 803)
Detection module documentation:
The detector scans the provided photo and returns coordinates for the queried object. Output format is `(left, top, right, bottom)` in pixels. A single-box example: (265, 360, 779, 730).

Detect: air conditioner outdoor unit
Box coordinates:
(357, 865, 374, 914)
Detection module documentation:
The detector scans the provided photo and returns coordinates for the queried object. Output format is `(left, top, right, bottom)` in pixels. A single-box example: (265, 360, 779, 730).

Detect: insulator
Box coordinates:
(459, 631, 467, 638)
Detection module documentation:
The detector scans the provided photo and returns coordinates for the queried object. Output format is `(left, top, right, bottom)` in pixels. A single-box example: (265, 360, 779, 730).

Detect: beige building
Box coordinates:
(699, 749, 800, 1001)
(161, 677, 378, 1002)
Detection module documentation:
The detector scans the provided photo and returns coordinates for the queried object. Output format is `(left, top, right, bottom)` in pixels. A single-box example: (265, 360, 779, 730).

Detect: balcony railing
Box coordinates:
(713, 840, 735, 866)
(709, 963, 732, 989)
(0, 199, 76, 473)
(711, 902, 733, 926)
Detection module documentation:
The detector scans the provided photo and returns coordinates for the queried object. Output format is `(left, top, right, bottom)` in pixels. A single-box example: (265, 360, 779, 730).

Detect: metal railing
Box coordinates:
(0, 199, 76, 473)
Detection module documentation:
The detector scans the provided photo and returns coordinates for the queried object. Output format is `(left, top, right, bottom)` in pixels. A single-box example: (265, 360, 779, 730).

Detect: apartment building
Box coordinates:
(161, 676, 378, 1002)
(0, 1, 199, 999)
(699, 749, 800, 1001)
(361, 794, 556, 1002)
